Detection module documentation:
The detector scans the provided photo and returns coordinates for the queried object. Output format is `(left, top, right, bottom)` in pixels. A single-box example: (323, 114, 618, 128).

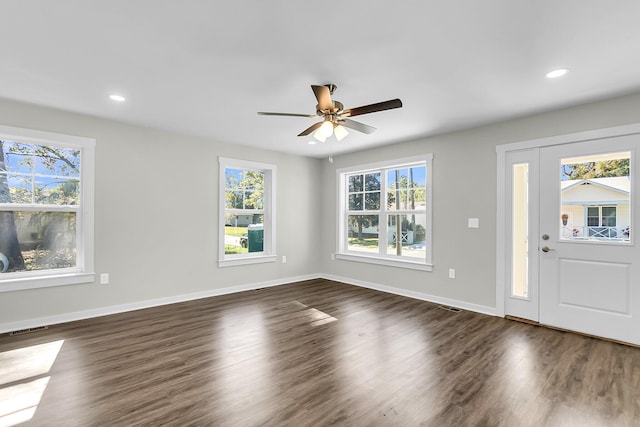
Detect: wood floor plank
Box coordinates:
(1, 279, 640, 426)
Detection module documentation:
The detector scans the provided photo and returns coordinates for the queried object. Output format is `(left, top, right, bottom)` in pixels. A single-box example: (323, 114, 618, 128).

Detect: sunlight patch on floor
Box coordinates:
(293, 301, 338, 326)
(0, 339, 64, 427)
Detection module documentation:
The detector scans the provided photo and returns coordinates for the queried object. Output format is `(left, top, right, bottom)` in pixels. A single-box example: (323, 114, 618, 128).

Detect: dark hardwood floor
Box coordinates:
(1, 278, 640, 426)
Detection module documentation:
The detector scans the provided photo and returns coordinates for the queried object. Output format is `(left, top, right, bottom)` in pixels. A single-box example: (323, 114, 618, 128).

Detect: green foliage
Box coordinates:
(225, 169, 264, 210)
(225, 244, 248, 255)
(563, 159, 629, 180)
(225, 226, 247, 237)
(348, 237, 379, 248)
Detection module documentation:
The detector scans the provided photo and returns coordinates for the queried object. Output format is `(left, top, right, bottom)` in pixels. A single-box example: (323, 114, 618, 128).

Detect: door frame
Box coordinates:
(496, 123, 640, 318)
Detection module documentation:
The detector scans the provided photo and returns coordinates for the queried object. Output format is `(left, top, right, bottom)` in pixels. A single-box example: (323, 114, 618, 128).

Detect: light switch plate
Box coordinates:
(468, 218, 479, 228)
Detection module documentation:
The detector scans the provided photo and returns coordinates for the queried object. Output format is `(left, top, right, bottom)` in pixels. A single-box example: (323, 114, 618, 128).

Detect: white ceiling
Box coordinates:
(2, 1, 640, 158)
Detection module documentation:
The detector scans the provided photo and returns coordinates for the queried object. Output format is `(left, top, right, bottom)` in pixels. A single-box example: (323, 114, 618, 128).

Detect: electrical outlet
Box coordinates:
(448, 269, 456, 279)
(330, 253, 336, 260)
(100, 273, 109, 284)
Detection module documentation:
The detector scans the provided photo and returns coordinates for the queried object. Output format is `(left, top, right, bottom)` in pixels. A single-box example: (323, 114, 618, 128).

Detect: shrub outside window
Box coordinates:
(336, 155, 433, 271)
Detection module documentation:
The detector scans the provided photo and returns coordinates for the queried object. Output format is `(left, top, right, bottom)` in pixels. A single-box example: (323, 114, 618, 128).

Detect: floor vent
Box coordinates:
(9, 326, 48, 336)
(438, 305, 462, 313)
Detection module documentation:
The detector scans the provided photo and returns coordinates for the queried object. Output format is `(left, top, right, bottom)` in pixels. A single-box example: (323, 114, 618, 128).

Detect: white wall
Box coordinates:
(319, 92, 640, 311)
(0, 98, 321, 326)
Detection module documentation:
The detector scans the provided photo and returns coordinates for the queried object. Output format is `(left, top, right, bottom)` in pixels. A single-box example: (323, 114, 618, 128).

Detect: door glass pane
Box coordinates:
(512, 163, 529, 298)
(560, 151, 630, 242)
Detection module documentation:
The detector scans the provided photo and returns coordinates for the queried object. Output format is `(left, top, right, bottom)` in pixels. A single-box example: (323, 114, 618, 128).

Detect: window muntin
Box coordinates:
(338, 155, 432, 270)
(219, 158, 275, 266)
(0, 125, 94, 291)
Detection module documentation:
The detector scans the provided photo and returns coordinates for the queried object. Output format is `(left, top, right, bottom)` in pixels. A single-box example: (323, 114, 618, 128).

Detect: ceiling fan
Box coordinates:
(257, 84, 402, 142)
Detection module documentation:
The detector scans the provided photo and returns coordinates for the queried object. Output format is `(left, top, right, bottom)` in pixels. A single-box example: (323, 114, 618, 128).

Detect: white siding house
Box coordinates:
(561, 176, 630, 240)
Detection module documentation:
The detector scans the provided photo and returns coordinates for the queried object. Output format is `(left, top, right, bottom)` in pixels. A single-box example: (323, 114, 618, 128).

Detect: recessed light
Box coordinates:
(109, 94, 126, 102)
(546, 68, 569, 79)
(307, 140, 316, 145)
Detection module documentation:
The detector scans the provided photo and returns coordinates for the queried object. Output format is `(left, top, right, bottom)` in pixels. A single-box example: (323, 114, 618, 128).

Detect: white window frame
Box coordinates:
(336, 154, 433, 271)
(218, 157, 276, 267)
(0, 125, 95, 292)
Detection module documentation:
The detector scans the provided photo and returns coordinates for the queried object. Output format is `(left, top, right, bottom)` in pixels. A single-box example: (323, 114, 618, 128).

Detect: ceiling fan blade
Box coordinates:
(258, 112, 317, 118)
(311, 85, 333, 112)
(297, 121, 323, 136)
(340, 118, 377, 134)
(341, 98, 403, 117)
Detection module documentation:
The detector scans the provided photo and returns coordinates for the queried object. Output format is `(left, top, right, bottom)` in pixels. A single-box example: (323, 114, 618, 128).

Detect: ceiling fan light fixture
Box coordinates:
(334, 124, 348, 141)
(313, 130, 327, 142)
(320, 120, 334, 137)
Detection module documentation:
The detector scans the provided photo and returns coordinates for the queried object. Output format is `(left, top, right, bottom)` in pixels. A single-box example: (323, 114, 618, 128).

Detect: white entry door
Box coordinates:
(538, 134, 639, 345)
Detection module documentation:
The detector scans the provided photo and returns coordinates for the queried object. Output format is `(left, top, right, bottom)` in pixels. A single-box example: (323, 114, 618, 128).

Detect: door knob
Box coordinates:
(541, 246, 553, 253)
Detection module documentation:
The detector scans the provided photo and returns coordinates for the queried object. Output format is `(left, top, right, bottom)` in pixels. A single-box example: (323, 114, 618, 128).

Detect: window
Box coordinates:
(0, 125, 95, 291)
(219, 157, 276, 267)
(336, 155, 433, 270)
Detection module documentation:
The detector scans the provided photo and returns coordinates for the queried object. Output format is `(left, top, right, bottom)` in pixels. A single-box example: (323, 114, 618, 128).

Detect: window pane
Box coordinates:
(364, 173, 380, 191)
(349, 194, 363, 210)
(1, 174, 33, 204)
(347, 215, 379, 253)
(35, 177, 79, 205)
(349, 174, 363, 192)
(587, 207, 599, 227)
(1, 141, 33, 174)
(0, 211, 76, 272)
(602, 207, 616, 227)
(560, 151, 630, 242)
(224, 214, 264, 255)
(365, 192, 380, 210)
(386, 214, 426, 259)
(34, 145, 80, 178)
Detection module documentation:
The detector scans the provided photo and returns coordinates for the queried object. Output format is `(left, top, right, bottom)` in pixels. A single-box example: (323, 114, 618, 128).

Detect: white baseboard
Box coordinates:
(0, 274, 320, 334)
(320, 273, 497, 317)
(1, 273, 497, 334)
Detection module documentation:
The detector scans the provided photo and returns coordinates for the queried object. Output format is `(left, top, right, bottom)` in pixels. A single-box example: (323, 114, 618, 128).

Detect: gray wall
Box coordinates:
(320, 92, 640, 309)
(0, 98, 321, 324)
(2, 91, 640, 326)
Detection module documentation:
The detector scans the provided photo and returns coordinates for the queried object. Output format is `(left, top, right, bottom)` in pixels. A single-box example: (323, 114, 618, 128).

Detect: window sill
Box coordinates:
(0, 272, 96, 293)
(335, 253, 433, 271)
(218, 255, 277, 268)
